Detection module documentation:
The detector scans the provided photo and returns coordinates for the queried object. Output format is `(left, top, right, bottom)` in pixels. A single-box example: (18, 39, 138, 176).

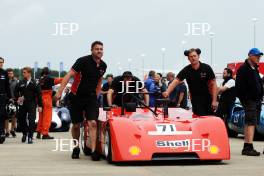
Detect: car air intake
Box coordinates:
(152, 153, 199, 161)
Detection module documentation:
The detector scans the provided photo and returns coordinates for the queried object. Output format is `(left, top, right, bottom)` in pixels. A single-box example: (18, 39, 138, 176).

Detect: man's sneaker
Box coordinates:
(5, 132, 10, 138)
(0, 134, 5, 144)
(28, 138, 33, 144)
(36, 132, 41, 139)
(242, 148, 260, 156)
(10, 131, 16, 137)
(42, 135, 54, 140)
(72, 147, 80, 159)
(91, 151, 100, 161)
(22, 135, 27, 143)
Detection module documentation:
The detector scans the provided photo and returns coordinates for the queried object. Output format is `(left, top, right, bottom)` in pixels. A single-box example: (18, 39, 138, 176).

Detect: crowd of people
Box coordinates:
(98, 71, 188, 109)
(0, 41, 263, 161)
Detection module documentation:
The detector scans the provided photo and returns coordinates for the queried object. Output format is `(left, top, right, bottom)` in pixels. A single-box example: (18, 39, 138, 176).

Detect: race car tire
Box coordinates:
(207, 160, 222, 164)
(104, 126, 113, 163)
(81, 126, 92, 156)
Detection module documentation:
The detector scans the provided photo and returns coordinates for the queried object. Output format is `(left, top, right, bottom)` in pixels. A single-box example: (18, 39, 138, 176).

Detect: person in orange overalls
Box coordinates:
(36, 67, 63, 139)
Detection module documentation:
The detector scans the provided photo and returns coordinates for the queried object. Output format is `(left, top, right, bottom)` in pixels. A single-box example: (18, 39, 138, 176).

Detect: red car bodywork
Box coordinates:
(82, 107, 230, 162)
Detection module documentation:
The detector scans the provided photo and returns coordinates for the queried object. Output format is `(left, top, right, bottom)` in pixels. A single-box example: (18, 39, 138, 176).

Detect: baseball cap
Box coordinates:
(248, 48, 263, 56)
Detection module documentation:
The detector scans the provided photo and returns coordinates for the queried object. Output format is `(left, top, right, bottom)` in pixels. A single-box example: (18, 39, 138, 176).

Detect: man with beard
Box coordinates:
(163, 48, 218, 116)
(56, 41, 107, 160)
(216, 68, 236, 120)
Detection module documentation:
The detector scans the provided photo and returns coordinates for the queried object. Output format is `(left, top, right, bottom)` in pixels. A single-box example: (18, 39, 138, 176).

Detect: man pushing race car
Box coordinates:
(56, 41, 107, 161)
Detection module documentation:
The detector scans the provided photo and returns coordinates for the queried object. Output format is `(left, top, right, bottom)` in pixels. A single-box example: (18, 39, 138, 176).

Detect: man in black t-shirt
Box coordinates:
(101, 74, 113, 107)
(163, 48, 218, 116)
(56, 41, 107, 161)
(107, 71, 149, 107)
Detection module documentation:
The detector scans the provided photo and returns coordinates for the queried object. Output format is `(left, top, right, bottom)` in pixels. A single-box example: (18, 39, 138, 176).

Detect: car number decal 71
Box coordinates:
(148, 124, 192, 135)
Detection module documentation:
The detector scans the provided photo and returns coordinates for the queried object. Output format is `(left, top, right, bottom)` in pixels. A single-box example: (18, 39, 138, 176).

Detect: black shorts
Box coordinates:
(240, 99, 261, 126)
(69, 94, 99, 124)
(191, 95, 213, 116)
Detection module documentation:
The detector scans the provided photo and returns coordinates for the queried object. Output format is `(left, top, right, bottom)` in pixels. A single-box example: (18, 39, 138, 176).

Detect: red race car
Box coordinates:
(81, 94, 230, 163)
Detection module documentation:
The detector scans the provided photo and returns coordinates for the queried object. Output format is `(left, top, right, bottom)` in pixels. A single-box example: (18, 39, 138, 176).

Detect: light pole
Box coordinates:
(209, 32, 214, 66)
(252, 18, 259, 47)
(161, 48, 166, 76)
(34, 61, 38, 79)
(128, 58, 132, 71)
(47, 62, 51, 69)
(141, 54, 146, 80)
(181, 41, 187, 67)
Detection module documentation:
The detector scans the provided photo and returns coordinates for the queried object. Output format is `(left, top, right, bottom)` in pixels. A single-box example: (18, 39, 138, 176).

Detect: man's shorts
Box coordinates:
(69, 94, 99, 124)
(191, 95, 213, 116)
(240, 99, 261, 126)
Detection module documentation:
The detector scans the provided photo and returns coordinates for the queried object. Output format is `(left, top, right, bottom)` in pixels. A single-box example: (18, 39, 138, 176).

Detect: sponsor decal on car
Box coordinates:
(156, 139, 219, 154)
(156, 140, 189, 148)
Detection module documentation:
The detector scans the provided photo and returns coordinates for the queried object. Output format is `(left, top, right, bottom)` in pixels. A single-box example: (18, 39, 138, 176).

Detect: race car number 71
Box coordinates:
(148, 124, 192, 135)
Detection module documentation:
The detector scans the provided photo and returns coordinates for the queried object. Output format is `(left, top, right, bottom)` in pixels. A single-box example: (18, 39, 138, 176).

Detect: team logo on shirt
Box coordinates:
(200, 72, 207, 78)
(0, 75, 6, 80)
(20, 84, 26, 88)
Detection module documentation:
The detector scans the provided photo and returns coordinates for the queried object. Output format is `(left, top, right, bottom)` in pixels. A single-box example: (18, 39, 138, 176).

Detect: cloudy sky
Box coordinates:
(0, 0, 263, 78)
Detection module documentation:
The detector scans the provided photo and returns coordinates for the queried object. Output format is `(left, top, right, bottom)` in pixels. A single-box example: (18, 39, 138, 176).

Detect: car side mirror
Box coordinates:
(124, 102, 137, 112)
(103, 107, 111, 111)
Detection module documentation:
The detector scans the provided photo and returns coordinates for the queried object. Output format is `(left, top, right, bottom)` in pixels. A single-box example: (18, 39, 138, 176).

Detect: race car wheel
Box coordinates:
(104, 127, 113, 163)
(81, 126, 92, 156)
